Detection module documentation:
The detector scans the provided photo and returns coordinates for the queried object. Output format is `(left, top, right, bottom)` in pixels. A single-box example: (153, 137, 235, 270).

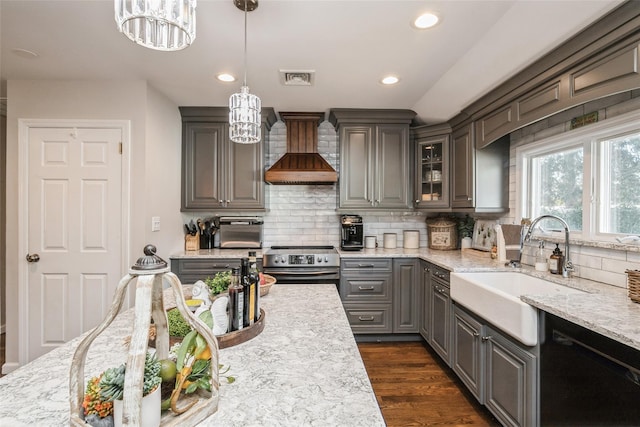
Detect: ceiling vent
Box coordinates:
(280, 70, 315, 86)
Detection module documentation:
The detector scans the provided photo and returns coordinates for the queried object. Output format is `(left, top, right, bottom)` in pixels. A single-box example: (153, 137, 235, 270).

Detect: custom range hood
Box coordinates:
(264, 112, 338, 185)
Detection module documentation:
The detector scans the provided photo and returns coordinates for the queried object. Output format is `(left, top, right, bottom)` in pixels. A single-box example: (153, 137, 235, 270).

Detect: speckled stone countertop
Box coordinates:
(0, 284, 384, 427)
(170, 248, 265, 259)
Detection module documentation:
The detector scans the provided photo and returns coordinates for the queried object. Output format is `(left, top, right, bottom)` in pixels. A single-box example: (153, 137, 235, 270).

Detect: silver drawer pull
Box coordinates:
(358, 316, 375, 322)
(357, 264, 375, 268)
(358, 286, 375, 291)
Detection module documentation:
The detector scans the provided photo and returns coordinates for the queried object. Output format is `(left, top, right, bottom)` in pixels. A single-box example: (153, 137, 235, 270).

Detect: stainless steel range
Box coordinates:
(262, 246, 340, 285)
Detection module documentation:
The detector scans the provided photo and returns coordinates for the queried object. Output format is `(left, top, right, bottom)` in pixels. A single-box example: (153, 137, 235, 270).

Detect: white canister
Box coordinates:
(383, 233, 397, 249)
(403, 230, 420, 249)
(365, 236, 377, 249)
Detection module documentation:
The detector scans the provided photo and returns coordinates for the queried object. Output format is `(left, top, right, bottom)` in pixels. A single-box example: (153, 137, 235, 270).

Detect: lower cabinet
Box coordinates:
(453, 304, 538, 427)
(340, 258, 419, 334)
(419, 260, 432, 340)
(393, 259, 419, 333)
(429, 266, 451, 365)
(170, 258, 242, 284)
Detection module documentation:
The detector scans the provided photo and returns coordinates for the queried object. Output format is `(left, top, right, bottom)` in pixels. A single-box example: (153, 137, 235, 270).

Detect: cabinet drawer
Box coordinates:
(340, 275, 392, 302)
(341, 258, 392, 271)
(170, 258, 241, 284)
(343, 304, 392, 334)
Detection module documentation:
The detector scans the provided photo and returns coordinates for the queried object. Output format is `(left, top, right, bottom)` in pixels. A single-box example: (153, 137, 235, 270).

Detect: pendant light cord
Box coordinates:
(243, 0, 248, 87)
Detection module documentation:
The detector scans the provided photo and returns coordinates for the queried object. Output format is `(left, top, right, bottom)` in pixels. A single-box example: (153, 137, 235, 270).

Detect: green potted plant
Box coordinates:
(458, 215, 475, 249)
(99, 352, 162, 427)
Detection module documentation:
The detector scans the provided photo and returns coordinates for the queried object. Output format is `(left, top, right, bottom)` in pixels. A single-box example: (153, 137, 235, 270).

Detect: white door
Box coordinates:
(24, 125, 124, 362)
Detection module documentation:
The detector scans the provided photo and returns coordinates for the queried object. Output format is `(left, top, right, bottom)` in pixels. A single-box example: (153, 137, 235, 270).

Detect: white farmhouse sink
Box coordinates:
(450, 272, 584, 346)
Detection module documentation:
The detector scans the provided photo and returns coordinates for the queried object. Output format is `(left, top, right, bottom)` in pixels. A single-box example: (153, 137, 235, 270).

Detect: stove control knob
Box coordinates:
(317, 256, 323, 263)
(324, 256, 329, 262)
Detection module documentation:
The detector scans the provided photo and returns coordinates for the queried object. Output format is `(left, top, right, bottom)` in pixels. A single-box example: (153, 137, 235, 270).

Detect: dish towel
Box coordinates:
(500, 224, 523, 261)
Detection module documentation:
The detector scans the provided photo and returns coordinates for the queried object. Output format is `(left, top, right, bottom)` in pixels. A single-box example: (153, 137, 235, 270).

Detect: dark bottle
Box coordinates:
(549, 243, 564, 275)
(248, 251, 261, 322)
(228, 268, 244, 331)
(241, 257, 255, 327)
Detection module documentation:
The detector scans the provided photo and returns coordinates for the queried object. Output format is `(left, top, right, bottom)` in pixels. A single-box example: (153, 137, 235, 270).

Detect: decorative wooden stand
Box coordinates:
(69, 245, 220, 427)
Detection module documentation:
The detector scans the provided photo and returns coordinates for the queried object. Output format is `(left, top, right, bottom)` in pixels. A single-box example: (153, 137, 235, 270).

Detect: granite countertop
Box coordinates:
(0, 284, 384, 427)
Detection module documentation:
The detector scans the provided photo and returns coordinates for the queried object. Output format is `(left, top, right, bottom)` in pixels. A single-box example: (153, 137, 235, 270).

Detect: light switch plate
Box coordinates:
(151, 216, 160, 232)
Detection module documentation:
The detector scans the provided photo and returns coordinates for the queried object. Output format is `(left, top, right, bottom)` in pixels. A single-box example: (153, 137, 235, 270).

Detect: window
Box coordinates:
(517, 110, 640, 242)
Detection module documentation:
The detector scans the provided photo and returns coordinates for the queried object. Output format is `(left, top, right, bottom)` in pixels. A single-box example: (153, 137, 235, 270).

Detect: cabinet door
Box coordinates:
(227, 134, 265, 209)
(393, 259, 419, 333)
(376, 124, 411, 209)
(451, 124, 474, 209)
(415, 135, 450, 209)
(429, 279, 451, 365)
(419, 261, 431, 340)
(339, 126, 374, 208)
(452, 305, 484, 402)
(485, 327, 537, 427)
(182, 123, 225, 210)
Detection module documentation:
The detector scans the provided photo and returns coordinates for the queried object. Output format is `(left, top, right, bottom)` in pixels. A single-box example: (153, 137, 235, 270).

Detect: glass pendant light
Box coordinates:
(114, 0, 197, 51)
(229, 0, 262, 144)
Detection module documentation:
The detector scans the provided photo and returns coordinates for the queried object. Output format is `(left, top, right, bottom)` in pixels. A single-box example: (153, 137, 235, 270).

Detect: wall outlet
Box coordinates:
(151, 216, 160, 232)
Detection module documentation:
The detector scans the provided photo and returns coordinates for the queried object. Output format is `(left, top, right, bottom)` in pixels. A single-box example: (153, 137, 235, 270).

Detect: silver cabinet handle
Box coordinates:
(358, 286, 375, 291)
(473, 332, 480, 338)
(481, 335, 493, 342)
(26, 253, 40, 263)
(357, 264, 375, 268)
(358, 316, 375, 322)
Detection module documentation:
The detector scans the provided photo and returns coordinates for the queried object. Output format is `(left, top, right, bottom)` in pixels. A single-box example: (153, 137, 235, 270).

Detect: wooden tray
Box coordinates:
(218, 309, 265, 349)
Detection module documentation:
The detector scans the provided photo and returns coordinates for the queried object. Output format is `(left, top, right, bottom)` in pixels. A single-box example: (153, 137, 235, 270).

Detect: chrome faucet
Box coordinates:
(522, 214, 574, 278)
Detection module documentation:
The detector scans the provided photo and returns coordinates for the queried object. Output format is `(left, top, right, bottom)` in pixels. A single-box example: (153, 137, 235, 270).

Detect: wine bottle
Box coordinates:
(228, 268, 244, 331)
(241, 257, 254, 327)
(248, 251, 260, 322)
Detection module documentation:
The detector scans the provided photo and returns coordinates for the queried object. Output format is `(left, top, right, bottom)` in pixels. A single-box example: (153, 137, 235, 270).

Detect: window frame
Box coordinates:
(516, 109, 640, 243)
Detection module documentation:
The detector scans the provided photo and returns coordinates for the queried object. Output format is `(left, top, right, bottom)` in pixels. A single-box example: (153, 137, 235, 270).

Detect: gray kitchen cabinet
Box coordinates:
(180, 106, 276, 211)
(452, 304, 538, 427)
(429, 264, 452, 365)
(412, 124, 451, 210)
(392, 259, 419, 333)
(329, 109, 416, 210)
(419, 260, 431, 340)
(340, 258, 393, 333)
(170, 257, 241, 284)
(452, 304, 484, 402)
(451, 121, 509, 213)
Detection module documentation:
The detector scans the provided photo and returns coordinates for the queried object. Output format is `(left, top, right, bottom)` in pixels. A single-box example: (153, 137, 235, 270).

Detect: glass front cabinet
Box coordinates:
(413, 125, 450, 210)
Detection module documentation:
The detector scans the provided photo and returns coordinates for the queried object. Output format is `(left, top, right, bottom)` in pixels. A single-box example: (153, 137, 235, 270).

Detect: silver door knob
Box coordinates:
(26, 253, 40, 263)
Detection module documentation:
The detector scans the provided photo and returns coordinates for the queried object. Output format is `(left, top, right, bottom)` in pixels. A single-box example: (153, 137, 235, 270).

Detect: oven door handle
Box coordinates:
(265, 270, 338, 276)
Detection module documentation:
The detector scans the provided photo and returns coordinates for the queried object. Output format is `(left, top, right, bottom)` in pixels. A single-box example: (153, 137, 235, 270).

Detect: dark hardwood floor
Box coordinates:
(358, 341, 500, 427)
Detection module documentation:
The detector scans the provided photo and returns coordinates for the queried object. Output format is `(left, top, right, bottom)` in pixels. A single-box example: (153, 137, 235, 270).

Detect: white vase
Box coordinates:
(113, 385, 161, 427)
(461, 237, 472, 249)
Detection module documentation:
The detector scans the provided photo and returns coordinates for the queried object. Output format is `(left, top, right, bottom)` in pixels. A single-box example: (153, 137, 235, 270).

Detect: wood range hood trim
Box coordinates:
(265, 112, 338, 185)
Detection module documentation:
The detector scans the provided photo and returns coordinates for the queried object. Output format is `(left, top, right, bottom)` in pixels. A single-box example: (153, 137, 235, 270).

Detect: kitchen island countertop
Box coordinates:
(0, 284, 384, 427)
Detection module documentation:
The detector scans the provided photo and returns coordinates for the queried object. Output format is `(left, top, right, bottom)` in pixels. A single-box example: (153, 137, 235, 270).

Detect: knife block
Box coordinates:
(185, 234, 199, 251)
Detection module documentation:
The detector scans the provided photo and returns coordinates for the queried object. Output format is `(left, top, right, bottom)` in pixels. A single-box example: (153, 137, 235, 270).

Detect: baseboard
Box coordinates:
(2, 362, 19, 375)
(355, 333, 423, 343)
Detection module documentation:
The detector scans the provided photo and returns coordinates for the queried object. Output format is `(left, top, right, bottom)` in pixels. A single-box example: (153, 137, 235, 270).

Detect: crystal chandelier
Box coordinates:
(229, 0, 262, 144)
(114, 0, 197, 51)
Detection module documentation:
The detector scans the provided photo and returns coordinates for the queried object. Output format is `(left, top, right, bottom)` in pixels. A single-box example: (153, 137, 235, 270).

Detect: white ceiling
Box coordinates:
(0, 0, 625, 124)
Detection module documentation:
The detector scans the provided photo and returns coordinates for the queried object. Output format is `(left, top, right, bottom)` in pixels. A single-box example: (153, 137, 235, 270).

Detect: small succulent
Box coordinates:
(83, 373, 114, 418)
(99, 352, 162, 402)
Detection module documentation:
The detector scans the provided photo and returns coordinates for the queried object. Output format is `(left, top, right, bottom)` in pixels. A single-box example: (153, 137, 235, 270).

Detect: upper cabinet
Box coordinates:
(180, 106, 276, 212)
(412, 123, 451, 210)
(329, 109, 416, 210)
(451, 122, 509, 213)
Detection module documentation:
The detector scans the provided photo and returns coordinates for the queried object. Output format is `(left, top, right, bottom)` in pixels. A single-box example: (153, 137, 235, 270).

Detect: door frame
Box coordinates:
(17, 118, 131, 366)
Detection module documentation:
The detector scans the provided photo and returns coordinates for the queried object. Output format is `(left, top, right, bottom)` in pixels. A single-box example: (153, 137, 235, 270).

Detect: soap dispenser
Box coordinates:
(535, 241, 548, 272)
(549, 243, 563, 275)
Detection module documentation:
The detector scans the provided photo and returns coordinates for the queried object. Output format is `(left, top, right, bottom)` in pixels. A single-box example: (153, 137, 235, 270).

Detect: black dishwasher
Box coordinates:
(541, 313, 640, 426)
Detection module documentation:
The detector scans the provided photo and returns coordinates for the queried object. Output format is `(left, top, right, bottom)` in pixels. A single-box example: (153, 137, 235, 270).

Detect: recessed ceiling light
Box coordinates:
(413, 13, 439, 29)
(381, 76, 399, 85)
(216, 73, 236, 82)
